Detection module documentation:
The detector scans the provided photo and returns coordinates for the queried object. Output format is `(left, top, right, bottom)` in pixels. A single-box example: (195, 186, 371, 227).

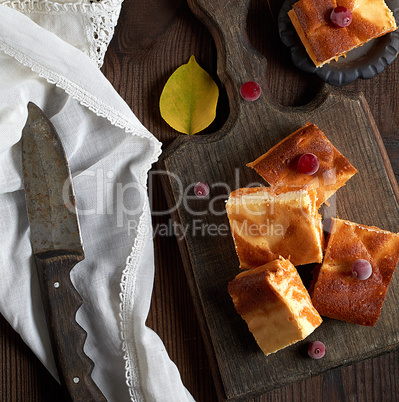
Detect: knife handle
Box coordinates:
(34, 252, 107, 402)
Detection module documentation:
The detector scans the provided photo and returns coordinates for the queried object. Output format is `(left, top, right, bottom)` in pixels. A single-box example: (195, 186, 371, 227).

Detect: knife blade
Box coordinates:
(21, 102, 106, 402)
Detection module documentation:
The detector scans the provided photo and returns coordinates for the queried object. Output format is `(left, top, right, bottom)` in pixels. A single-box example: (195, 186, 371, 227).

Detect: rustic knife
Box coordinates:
(21, 102, 106, 402)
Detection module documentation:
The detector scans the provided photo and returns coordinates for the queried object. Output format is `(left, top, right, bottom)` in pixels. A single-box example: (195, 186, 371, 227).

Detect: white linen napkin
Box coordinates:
(0, 2, 194, 401)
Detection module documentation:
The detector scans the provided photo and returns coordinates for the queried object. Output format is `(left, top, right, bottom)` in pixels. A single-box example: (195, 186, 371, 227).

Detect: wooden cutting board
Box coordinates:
(158, 0, 399, 400)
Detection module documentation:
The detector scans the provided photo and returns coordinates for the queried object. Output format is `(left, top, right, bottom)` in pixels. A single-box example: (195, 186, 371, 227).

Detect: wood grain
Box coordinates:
(0, 313, 67, 401)
(1, 0, 399, 401)
(34, 252, 106, 402)
(158, 1, 399, 398)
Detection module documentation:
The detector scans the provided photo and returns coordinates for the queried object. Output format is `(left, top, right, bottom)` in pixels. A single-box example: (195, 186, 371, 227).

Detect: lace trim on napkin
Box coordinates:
(0, 0, 122, 67)
(120, 204, 150, 402)
(0, 43, 157, 145)
(0, 39, 162, 402)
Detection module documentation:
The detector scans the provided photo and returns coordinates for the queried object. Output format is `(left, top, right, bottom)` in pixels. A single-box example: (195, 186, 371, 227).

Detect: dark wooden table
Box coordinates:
(1, 0, 398, 400)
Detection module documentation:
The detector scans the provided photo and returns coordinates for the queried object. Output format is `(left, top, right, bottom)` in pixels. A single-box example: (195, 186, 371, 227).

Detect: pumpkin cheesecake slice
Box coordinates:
(247, 123, 357, 207)
(311, 217, 399, 326)
(288, 0, 397, 67)
(228, 257, 323, 356)
(226, 185, 323, 269)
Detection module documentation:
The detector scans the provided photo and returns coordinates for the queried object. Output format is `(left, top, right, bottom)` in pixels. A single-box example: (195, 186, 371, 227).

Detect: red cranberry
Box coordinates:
(330, 6, 353, 28)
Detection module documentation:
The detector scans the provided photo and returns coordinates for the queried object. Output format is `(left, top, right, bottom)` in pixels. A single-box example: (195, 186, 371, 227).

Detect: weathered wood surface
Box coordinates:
(34, 252, 106, 402)
(1, 0, 399, 401)
(158, 0, 399, 399)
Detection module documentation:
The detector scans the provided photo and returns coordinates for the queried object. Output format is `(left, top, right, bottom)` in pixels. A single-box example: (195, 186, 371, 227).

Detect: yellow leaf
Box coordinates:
(159, 55, 219, 135)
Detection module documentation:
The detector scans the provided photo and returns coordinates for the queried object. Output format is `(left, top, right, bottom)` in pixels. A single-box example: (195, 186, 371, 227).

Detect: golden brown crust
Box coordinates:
(289, 0, 397, 67)
(247, 123, 358, 207)
(226, 186, 324, 268)
(228, 258, 322, 356)
(288, 9, 321, 66)
(232, 234, 277, 270)
(310, 218, 399, 326)
(293, 0, 334, 33)
(228, 261, 281, 316)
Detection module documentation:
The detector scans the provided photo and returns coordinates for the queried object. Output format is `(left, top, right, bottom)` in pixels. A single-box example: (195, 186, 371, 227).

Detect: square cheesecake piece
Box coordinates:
(228, 257, 323, 356)
(311, 218, 399, 326)
(288, 0, 397, 67)
(247, 123, 358, 207)
(226, 185, 323, 268)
